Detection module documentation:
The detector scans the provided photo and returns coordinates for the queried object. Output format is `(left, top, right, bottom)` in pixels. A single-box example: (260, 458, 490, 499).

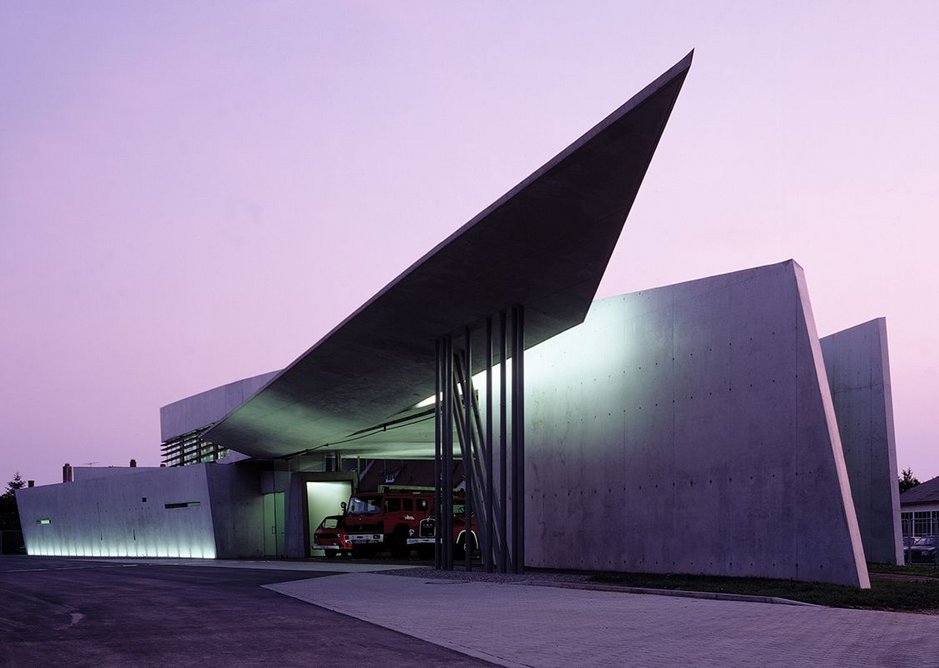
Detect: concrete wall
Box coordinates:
(821, 319, 903, 564)
(18, 465, 217, 558)
(160, 371, 280, 442)
(72, 466, 162, 482)
(205, 462, 266, 558)
(525, 260, 869, 587)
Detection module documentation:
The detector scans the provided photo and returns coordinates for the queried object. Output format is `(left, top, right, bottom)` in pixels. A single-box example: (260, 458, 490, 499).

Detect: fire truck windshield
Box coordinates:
(347, 496, 381, 515)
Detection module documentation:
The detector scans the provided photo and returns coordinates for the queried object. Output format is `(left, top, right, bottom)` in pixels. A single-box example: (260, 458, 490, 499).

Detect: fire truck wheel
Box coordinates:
(454, 538, 465, 561)
(390, 528, 410, 559)
(352, 545, 375, 559)
(324, 550, 337, 559)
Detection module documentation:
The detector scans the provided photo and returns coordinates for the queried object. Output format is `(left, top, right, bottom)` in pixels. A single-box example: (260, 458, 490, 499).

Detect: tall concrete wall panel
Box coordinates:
(525, 261, 869, 587)
(18, 465, 217, 558)
(204, 462, 266, 558)
(821, 318, 903, 564)
(160, 371, 280, 441)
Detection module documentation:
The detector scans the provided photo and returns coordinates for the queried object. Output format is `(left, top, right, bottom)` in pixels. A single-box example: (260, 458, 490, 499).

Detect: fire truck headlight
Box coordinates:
(408, 528, 415, 536)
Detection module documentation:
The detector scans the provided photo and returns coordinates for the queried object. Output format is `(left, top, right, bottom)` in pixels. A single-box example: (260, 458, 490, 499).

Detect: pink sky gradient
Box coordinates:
(2, 3, 937, 485)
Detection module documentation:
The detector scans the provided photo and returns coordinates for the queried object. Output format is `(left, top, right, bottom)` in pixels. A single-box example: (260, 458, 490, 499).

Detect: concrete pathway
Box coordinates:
(267, 572, 939, 667)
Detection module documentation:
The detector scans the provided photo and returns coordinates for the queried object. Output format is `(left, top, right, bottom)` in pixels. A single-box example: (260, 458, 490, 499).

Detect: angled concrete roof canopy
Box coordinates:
(205, 52, 693, 459)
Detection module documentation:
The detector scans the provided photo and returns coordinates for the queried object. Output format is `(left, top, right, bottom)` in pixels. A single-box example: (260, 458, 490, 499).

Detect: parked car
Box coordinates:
(909, 536, 937, 563)
(313, 515, 352, 558)
(903, 536, 916, 562)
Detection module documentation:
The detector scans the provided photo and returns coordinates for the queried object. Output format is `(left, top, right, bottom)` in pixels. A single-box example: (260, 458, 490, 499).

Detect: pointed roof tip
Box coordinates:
(670, 49, 694, 74)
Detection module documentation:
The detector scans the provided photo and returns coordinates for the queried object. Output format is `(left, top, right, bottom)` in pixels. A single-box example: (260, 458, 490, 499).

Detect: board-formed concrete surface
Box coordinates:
(269, 572, 939, 667)
(821, 318, 903, 564)
(524, 260, 868, 587)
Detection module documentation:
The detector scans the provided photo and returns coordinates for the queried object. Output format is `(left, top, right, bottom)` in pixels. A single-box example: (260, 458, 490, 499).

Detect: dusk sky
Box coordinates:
(2, 2, 937, 486)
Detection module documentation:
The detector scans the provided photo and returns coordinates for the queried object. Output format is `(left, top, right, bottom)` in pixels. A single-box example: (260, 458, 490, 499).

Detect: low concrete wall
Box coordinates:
(525, 260, 869, 587)
(821, 318, 903, 564)
(18, 465, 217, 558)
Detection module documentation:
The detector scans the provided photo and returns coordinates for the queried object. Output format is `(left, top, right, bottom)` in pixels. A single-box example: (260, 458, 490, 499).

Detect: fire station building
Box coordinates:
(16, 53, 901, 589)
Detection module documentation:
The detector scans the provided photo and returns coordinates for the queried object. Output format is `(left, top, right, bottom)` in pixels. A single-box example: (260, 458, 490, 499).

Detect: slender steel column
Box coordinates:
(511, 304, 525, 573)
(433, 338, 442, 570)
(485, 316, 494, 572)
(458, 358, 490, 570)
(462, 328, 473, 571)
(442, 335, 454, 570)
(499, 310, 509, 573)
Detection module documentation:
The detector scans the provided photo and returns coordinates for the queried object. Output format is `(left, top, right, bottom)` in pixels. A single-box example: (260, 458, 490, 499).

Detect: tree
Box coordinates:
(899, 467, 921, 494)
(0, 472, 25, 531)
(4, 472, 25, 496)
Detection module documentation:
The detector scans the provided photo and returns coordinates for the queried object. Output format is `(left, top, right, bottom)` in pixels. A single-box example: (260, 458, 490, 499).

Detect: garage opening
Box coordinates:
(306, 481, 352, 557)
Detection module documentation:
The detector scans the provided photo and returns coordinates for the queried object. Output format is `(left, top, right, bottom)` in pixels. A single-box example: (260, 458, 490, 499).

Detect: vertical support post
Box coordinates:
(443, 335, 454, 570)
(485, 316, 494, 572)
(433, 338, 442, 570)
(511, 304, 525, 574)
(499, 310, 509, 573)
(463, 327, 473, 571)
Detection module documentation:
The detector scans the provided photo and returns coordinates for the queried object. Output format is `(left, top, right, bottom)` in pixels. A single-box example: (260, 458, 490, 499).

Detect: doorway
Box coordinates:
(306, 481, 352, 556)
(262, 492, 285, 557)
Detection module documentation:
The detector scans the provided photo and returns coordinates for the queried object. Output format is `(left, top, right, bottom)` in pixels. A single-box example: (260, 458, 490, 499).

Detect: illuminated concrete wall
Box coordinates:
(18, 463, 270, 559)
(525, 260, 870, 588)
(19, 464, 217, 558)
(821, 318, 903, 564)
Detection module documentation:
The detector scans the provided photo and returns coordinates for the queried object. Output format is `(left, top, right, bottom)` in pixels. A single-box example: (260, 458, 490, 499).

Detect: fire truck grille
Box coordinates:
(419, 519, 436, 538)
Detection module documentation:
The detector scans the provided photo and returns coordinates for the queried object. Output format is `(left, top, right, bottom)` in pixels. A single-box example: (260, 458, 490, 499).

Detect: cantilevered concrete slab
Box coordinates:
(204, 53, 692, 460)
(821, 319, 903, 565)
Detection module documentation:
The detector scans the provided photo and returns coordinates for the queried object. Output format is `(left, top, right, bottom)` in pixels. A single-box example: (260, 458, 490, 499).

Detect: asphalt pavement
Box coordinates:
(0, 556, 490, 667)
(5, 556, 939, 667)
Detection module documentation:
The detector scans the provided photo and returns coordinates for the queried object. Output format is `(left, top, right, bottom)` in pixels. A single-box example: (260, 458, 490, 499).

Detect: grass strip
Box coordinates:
(589, 569, 939, 612)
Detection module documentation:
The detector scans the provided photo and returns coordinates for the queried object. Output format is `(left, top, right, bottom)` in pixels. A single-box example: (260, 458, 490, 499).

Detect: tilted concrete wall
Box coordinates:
(18, 465, 218, 558)
(821, 318, 903, 564)
(525, 260, 869, 587)
(160, 371, 280, 442)
(205, 462, 266, 558)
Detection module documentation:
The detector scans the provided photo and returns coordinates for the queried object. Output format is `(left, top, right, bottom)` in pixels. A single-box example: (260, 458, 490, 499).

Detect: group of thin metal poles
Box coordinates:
(433, 305, 525, 573)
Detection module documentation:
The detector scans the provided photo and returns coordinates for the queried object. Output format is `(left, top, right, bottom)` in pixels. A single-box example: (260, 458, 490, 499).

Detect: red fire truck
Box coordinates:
(343, 491, 433, 558)
(342, 490, 477, 559)
(408, 496, 477, 559)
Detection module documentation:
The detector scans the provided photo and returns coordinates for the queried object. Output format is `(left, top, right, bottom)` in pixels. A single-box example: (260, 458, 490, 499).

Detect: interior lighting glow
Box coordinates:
(413, 366, 503, 409)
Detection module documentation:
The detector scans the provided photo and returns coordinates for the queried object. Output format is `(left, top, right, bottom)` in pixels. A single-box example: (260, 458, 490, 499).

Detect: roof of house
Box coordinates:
(900, 476, 939, 506)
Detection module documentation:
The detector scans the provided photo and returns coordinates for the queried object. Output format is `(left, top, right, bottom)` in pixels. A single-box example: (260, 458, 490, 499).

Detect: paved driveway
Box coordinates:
(270, 572, 939, 667)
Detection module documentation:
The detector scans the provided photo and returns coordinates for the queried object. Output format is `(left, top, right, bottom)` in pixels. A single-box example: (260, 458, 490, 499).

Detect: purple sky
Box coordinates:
(2, 3, 937, 486)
